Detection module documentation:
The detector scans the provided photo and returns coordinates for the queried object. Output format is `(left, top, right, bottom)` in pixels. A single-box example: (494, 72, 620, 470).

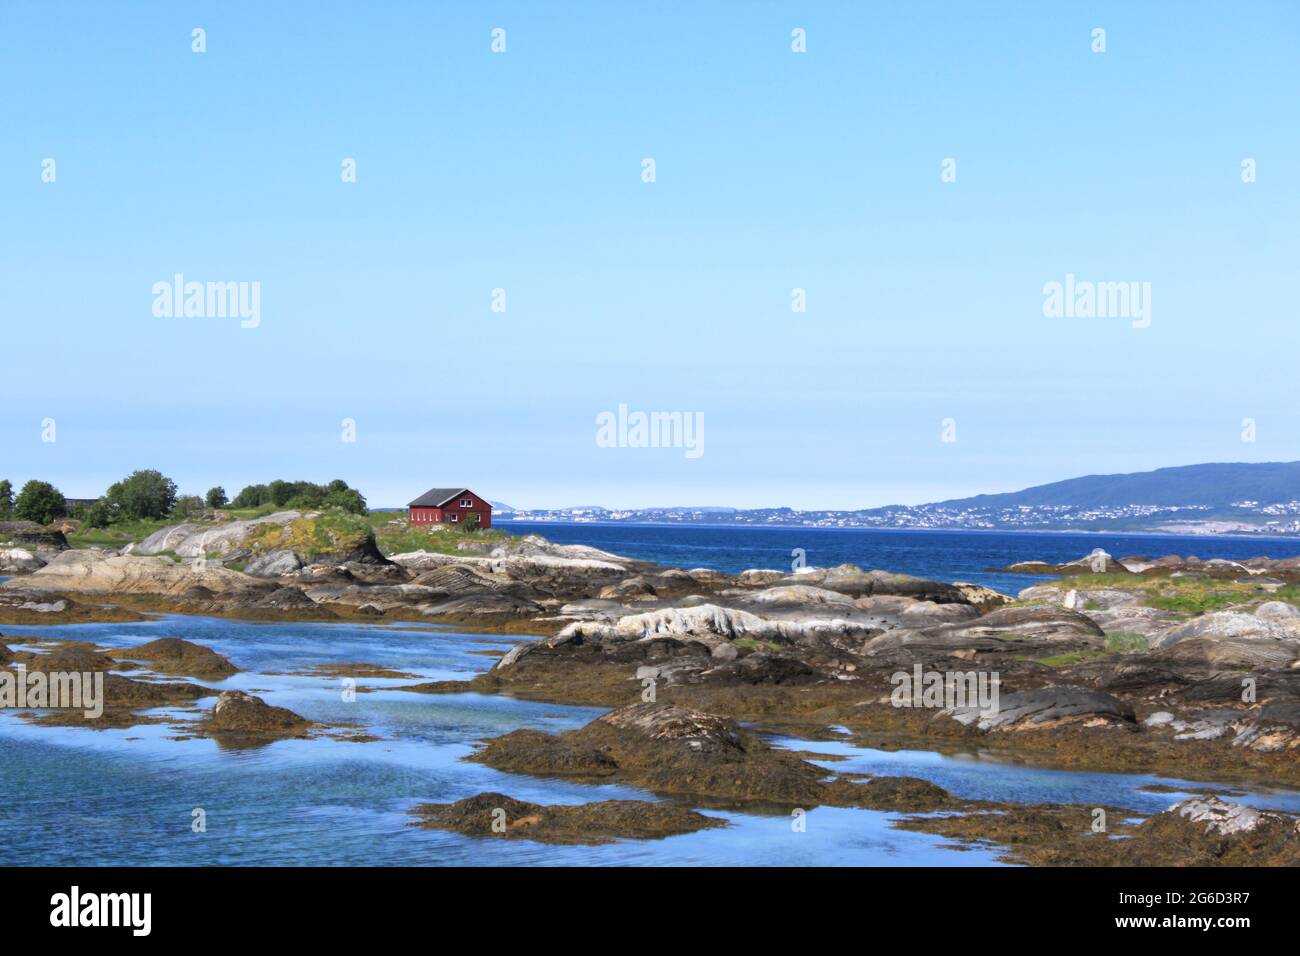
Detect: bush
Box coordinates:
(229, 479, 367, 515)
(103, 470, 178, 521)
(82, 499, 114, 529)
(173, 495, 205, 519)
(205, 486, 228, 509)
(14, 480, 67, 525)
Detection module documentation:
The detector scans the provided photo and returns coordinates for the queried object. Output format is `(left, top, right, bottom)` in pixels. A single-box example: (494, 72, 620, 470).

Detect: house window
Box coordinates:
(460, 498, 472, 507)
(450, 513, 459, 522)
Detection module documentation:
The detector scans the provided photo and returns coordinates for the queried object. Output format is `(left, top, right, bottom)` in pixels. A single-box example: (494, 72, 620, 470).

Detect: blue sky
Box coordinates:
(2, 1, 1297, 510)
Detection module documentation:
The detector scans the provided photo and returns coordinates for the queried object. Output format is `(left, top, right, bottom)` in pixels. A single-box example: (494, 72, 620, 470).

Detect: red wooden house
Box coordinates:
(408, 487, 493, 529)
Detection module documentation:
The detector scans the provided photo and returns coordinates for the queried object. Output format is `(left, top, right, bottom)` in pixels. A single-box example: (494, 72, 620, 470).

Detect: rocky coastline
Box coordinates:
(3, 513, 1299, 863)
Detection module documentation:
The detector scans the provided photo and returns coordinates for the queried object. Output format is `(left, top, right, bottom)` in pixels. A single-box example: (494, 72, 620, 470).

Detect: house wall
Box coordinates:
(409, 492, 492, 528)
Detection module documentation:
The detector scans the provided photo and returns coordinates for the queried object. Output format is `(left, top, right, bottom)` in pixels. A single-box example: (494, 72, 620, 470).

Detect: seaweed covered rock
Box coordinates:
(410, 791, 726, 845)
(110, 637, 238, 679)
(200, 690, 310, 740)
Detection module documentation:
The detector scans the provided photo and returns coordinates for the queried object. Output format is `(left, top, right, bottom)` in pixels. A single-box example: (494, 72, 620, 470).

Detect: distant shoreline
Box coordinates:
(494, 518, 1300, 545)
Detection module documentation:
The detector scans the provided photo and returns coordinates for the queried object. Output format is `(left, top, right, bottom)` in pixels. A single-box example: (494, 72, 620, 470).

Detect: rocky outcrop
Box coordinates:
(199, 690, 311, 740)
(471, 702, 955, 810)
(0, 548, 45, 574)
(410, 792, 727, 845)
(243, 549, 303, 578)
(555, 602, 877, 650)
(1157, 611, 1300, 647)
(947, 686, 1135, 732)
(1168, 795, 1284, 836)
(863, 604, 1105, 660)
(110, 637, 238, 679)
(134, 512, 305, 559)
(5, 550, 264, 596)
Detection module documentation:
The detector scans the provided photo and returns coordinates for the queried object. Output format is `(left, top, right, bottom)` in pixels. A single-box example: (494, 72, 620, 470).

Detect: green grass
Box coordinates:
(373, 519, 514, 557)
(1145, 591, 1240, 614)
(65, 516, 181, 549)
(733, 638, 782, 652)
(1030, 631, 1150, 668)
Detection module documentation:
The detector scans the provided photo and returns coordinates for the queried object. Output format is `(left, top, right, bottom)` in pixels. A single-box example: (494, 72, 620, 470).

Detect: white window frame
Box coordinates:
(460, 498, 473, 507)
(449, 513, 459, 522)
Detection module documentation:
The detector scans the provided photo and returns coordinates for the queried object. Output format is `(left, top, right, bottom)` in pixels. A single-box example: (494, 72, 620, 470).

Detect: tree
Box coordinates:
(173, 495, 205, 519)
(14, 480, 67, 525)
(205, 486, 228, 509)
(462, 512, 481, 532)
(0, 480, 13, 518)
(103, 470, 178, 521)
(83, 499, 114, 529)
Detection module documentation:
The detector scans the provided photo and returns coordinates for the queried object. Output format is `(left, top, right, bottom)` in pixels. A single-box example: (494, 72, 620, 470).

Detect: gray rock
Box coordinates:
(1169, 796, 1266, 836)
(243, 549, 303, 578)
(1158, 611, 1300, 647)
(949, 686, 1134, 732)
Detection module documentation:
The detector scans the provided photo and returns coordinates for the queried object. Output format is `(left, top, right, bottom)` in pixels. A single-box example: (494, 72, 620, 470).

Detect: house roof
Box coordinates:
(408, 487, 470, 508)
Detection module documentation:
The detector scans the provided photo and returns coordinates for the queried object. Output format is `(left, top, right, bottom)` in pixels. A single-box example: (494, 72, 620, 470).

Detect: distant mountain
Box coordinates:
(495, 462, 1300, 536)
(924, 462, 1300, 511)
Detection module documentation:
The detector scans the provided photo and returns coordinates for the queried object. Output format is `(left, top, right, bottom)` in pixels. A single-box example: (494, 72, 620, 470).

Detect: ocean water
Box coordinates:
(498, 521, 1300, 594)
(4, 525, 1300, 866)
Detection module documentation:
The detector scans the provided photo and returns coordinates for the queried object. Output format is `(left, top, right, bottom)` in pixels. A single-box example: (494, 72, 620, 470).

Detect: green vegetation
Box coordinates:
(66, 515, 181, 549)
(372, 514, 513, 557)
(733, 638, 783, 652)
(205, 486, 228, 509)
(1031, 632, 1150, 668)
(1145, 590, 1240, 614)
(241, 510, 373, 559)
(103, 469, 179, 521)
(229, 479, 366, 515)
(0, 480, 13, 518)
(14, 480, 67, 525)
(1053, 572, 1267, 617)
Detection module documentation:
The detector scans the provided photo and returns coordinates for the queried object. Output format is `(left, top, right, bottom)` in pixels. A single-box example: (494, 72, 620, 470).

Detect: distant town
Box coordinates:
(497, 500, 1300, 536)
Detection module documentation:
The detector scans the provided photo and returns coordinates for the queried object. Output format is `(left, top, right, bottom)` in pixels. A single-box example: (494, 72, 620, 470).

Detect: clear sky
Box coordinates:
(3, 1, 1298, 510)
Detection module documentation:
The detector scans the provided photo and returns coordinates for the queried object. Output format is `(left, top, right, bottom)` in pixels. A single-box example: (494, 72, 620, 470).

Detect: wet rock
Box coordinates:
(598, 702, 745, 748)
(199, 690, 311, 739)
(109, 637, 238, 679)
(409, 791, 726, 845)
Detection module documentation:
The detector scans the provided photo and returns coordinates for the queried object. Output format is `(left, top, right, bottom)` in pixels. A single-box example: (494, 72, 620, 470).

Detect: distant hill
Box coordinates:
(924, 462, 1300, 511)
(494, 462, 1300, 535)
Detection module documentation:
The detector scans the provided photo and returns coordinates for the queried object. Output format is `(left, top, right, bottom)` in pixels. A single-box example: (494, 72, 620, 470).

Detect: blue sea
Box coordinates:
(497, 521, 1300, 595)
(4, 524, 1300, 866)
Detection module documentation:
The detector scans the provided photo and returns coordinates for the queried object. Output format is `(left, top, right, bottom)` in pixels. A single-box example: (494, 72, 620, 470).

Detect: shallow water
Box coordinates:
(2, 615, 1296, 866)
